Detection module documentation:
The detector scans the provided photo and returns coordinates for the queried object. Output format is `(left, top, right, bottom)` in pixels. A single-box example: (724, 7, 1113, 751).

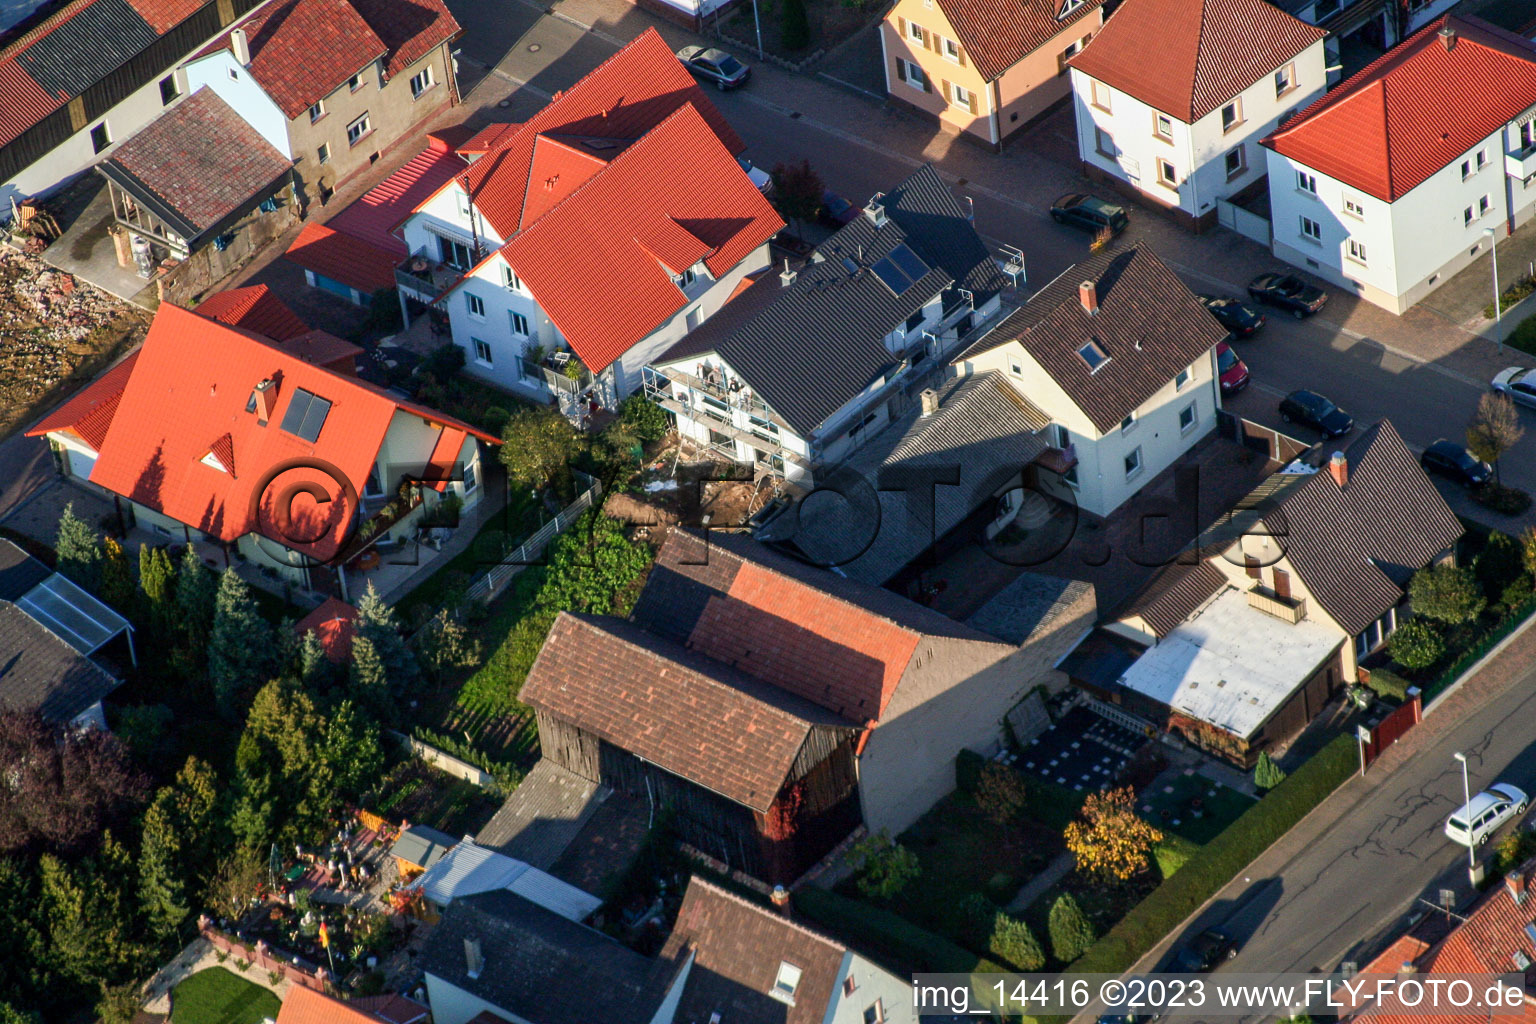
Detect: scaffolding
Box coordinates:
(642, 366, 812, 482)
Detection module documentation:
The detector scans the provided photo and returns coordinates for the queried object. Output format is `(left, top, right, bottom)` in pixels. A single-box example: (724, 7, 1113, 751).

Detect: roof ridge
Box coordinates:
(683, 876, 848, 952)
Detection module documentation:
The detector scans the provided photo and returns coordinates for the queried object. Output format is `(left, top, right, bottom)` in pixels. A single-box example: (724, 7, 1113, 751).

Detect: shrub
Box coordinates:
(410, 727, 522, 793)
(1474, 484, 1534, 516)
(849, 830, 921, 900)
(482, 406, 512, 436)
(1408, 564, 1485, 624)
(1503, 576, 1534, 611)
(959, 893, 997, 948)
(618, 394, 669, 444)
(421, 342, 466, 380)
(1363, 666, 1411, 702)
(1253, 751, 1287, 791)
(989, 912, 1044, 971)
(975, 763, 1029, 825)
(1474, 531, 1524, 599)
(1069, 733, 1357, 977)
(1494, 829, 1536, 874)
(956, 749, 988, 794)
(1388, 619, 1445, 671)
(792, 886, 1007, 973)
(1048, 894, 1096, 964)
(781, 0, 811, 49)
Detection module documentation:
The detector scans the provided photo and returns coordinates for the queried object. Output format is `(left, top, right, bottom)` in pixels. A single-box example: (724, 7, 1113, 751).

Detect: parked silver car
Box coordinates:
(1445, 783, 1527, 847)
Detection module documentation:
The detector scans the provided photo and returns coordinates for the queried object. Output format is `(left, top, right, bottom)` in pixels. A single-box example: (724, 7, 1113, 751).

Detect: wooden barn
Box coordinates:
(519, 612, 863, 884)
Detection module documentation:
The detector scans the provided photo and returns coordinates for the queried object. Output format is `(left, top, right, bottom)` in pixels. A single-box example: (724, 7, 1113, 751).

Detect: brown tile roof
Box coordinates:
(349, 0, 460, 79)
(1118, 560, 1228, 637)
(1068, 0, 1325, 121)
(519, 613, 855, 812)
(284, 221, 399, 293)
(1260, 420, 1461, 636)
(930, 0, 1105, 81)
(662, 877, 849, 1024)
(965, 245, 1229, 435)
(100, 88, 292, 240)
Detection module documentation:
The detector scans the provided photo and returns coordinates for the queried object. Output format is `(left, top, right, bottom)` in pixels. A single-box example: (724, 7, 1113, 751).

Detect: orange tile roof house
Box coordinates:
(516, 528, 1093, 884)
(28, 295, 498, 602)
(1067, 0, 1326, 231)
(181, 0, 462, 208)
(392, 29, 782, 424)
(1262, 16, 1536, 314)
(882, 0, 1106, 149)
(0, 0, 272, 207)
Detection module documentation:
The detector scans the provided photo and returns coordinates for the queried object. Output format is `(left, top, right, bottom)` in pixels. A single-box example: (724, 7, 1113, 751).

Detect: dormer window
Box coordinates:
(1059, 0, 1083, 14)
(770, 962, 801, 1005)
(1077, 340, 1109, 372)
(200, 451, 227, 473)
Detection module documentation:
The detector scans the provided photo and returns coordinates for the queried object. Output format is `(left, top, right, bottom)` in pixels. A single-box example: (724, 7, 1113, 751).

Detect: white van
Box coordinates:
(1445, 784, 1527, 847)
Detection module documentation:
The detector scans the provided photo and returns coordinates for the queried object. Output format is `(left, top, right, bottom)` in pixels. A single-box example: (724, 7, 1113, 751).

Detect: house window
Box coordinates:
(89, 122, 111, 153)
(1461, 159, 1473, 180)
(951, 83, 973, 109)
(1220, 100, 1242, 132)
(1153, 113, 1173, 141)
(502, 264, 520, 290)
(1274, 62, 1296, 97)
(1476, 149, 1488, 170)
(1058, 37, 1083, 74)
(907, 19, 923, 41)
(228, 67, 239, 80)
(1094, 127, 1116, 159)
(410, 66, 434, 98)
(1479, 194, 1492, 216)
(317, 143, 330, 164)
(158, 75, 179, 105)
(1121, 411, 1137, 433)
(1343, 196, 1364, 218)
(309, 100, 325, 122)
(1157, 159, 1178, 187)
(1175, 365, 1191, 390)
(1077, 340, 1109, 371)
(472, 338, 492, 365)
(943, 38, 960, 62)
(1091, 80, 1112, 112)
(1224, 145, 1246, 179)
(903, 60, 927, 91)
(844, 976, 857, 997)
(771, 962, 802, 1004)
(510, 311, 529, 335)
(1009, 357, 1024, 377)
(466, 293, 486, 318)
(347, 112, 372, 146)
(1464, 205, 1475, 226)
(1347, 238, 1367, 264)
(1297, 170, 1317, 194)
(462, 459, 478, 494)
(1124, 446, 1143, 480)
(679, 268, 698, 287)
(365, 462, 385, 497)
(686, 306, 704, 331)
(905, 307, 927, 334)
(1299, 215, 1322, 242)
(1179, 401, 1197, 432)
(864, 1001, 886, 1024)
(440, 235, 473, 269)
(349, 73, 363, 92)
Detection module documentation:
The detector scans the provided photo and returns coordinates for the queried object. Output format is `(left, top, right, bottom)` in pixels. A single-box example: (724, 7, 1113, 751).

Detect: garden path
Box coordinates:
(1005, 851, 1074, 914)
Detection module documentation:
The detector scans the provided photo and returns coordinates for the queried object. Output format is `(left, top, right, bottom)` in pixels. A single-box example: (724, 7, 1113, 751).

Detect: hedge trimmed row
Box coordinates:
(793, 885, 1008, 975)
(1067, 733, 1358, 976)
(1363, 666, 1411, 702)
(1421, 591, 1536, 702)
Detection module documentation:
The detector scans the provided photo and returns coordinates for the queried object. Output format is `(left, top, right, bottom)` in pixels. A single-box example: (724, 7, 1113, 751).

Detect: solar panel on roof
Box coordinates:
(888, 243, 929, 282)
(281, 388, 332, 443)
(871, 257, 911, 294)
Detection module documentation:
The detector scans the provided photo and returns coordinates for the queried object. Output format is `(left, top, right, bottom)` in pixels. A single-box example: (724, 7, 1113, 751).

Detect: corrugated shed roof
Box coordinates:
(0, 599, 120, 722)
(324, 142, 466, 259)
(1068, 0, 1325, 121)
(931, 0, 1105, 80)
(15, 0, 156, 101)
(964, 245, 1228, 435)
(1263, 16, 1536, 201)
(0, 540, 51, 602)
(1118, 560, 1228, 637)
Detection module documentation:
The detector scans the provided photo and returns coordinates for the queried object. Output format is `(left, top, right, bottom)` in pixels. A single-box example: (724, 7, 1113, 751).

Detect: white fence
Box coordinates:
(1217, 198, 1271, 246)
(390, 731, 497, 788)
(463, 472, 603, 604)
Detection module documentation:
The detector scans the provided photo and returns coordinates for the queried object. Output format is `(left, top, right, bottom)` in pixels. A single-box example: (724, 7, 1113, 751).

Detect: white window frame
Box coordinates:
(89, 121, 111, 153)
(1299, 215, 1322, 243)
(951, 82, 972, 108)
(1220, 99, 1242, 133)
(1153, 113, 1173, 141)
(1091, 79, 1112, 112)
(309, 100, 325, 123)
(1008, 356, 1024, 377)
(410, 65, 434, 99)
(1060, 0, 1083, 13)
(502, 264, 520, 291)
(1347, 238, 1367, 265)
(466, 293, 486, 318)
(1464, 205, 1475, 226)
(943, 37, 960, 62)
(317, 142, 330, 165)
(1479, 194, 1492, 217)
(159, 74, 179, 105)
(1121, 411, 1137, 434)
(1175, 365, 1191, 390)
(1157, 159, 1178, 187)
(456, 190, 473, 220)
(1461, 159, 1473, 180)
(471, 337, 492, 365)
(903, 60, 926, 91)
(1124, 445, 1144, 480)
(510, 311, 530, 336)
(907, 19, 923, 41)
(1343, 195, 1364, 219)
(1094, 127, 1116, 159)
(1274, 62, 1296, 97)
(462, 458, 478, 495)
(772, 962, 802, 1004)
(348, 72, 363, 92)
(346, 112, 371, 147)
(1296, 170, 1317, 195)
(1179, 401, 1197, 433)
(1476, 149, 1488, 170)
(1224, 145, 1245, 179)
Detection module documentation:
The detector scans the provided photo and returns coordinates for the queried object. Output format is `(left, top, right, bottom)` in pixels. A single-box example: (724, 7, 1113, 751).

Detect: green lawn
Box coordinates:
(1138, 772, 1255, 845)
(170, 967, 280, 1024)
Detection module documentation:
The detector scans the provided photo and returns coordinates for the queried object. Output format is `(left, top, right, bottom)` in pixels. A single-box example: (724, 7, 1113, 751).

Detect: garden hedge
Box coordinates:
(1363, 666, 1411, 702)
(957, 749, 988, 794)
(792, 885, 1008, 975)
(1067, 733, 1357, 976)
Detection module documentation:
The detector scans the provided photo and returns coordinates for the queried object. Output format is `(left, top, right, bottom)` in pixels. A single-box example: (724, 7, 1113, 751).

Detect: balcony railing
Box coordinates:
(1507, 144, 1536, 181)
(1034, 445, 1077, 475)
(395, 248, 464, 300)
(1247, 585, 1306, 624)
(645, 365, 790, 429)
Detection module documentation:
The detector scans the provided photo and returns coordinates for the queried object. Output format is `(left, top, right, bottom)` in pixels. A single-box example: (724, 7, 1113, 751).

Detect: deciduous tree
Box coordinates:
(1407, 563, 1485, 625)
(771, 159, 823, 238)
(975, 762, 1029, 825)
(1063, 786, 1163, 882)
(1468, 392, 1524, 483)
(849, 829, 920, 899)
(499, 407, 579, 496)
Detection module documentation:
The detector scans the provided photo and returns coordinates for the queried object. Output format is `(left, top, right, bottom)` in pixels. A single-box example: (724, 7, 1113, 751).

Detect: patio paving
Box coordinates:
(40, 175, 158, 306)
(1014, 705, 1149, 793)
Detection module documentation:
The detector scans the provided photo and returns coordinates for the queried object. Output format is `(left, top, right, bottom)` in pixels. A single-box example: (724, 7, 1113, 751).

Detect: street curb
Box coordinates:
(816, 71, 885, 103)
(1423, 606, 1536, 716)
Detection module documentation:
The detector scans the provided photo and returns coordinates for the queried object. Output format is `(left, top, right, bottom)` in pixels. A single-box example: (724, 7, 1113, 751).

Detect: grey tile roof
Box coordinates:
(0, 600, 120, 723)
(962, 245, 1228, 435)
(388, 824, 458, 870)
(656, 163, 1006, 436)
(1117, 560, 1229, 637)
(967, 571, 1096, 645)
(0, 540, 51, 602)
(475, 759, 610, 870)
(16, 0, 158, 98)
(760, 371, 1051, 587)
(418, 889, 672, 1024)
(1258, 420, 1462, 636)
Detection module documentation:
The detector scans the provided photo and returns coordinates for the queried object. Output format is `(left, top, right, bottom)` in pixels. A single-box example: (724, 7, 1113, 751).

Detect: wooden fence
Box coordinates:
(463, 472, 602, 604)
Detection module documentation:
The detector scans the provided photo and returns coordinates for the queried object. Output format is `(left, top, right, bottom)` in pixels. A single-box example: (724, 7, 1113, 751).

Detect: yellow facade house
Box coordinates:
(881, 0, 1105, 149)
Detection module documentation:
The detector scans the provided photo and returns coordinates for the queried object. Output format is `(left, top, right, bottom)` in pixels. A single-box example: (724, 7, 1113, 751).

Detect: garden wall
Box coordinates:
(391, 731, 496, 789)
(197, 918, 330, 993)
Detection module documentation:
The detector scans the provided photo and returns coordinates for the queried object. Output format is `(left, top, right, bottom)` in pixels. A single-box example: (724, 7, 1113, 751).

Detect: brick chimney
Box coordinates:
(1328, 451, 1348, 488)
(770, 885, 791, 913)
(1439, 23, 1456, 51)
(251, 378, 277, 425)
(230, 27, 251, 66)
(1509, 870, 1527, 904)
(920, 388, 939, 416)
(1079, 280, 1098, 315)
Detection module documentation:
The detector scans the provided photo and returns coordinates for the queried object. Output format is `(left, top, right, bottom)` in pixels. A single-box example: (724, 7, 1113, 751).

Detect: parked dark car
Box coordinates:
(1279, 389, 1354, 438)
(676, 45, 750, 90)
(819, 190, 859, 227)
(1050, 193, 1129, 236)
(1420, 439, 1492, 487)
(1216, 341, 1249, 394)
(1173, 929, 1238, 972)
(1198, 294, 1266, 338)
(1247, 273, 1327, 318)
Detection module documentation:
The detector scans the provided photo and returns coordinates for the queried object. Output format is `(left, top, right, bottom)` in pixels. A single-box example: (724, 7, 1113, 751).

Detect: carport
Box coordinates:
(16, 572, 136, 667)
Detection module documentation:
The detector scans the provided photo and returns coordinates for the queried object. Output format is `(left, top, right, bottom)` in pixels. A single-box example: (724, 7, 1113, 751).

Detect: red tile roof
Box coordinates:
(194, 0, 389, 120)
(195, 285, 310, 342)
(271, 331, 363, 375)
(124, 0, 205, 33)
(1264, 16, 1536, 202)
(486, 102, 781, 374)
(326, 141, 468, 258)
(102, 87, 292, 236)
(928, 0, 1106, 81)
(1068, 0, 1325, 121)
(348, 0, 460, 79)
(293, 596, 358, 661)
(457, 123, 519, 155)
(285, 222, 398, 293)
(277, 984, 390, 1024)
(29, 303, 497, 561)
(27, 352, 139, 451)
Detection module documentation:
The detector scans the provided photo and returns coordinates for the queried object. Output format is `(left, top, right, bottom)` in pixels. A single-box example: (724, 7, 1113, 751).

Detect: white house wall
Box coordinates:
(424, 975, 533, 1024)
(183, 53, 293, 158)
(826, 952, 920, 1023)
(4, 65, 193, 206)
(446, 255, 567, 396)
